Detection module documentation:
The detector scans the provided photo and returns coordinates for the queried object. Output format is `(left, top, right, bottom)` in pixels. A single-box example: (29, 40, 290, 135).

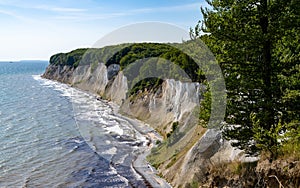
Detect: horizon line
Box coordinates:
(0, 59, 49, 62)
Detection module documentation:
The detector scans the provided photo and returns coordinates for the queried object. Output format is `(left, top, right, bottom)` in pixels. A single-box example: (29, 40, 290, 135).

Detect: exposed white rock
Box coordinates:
(43, 62, 254, 188)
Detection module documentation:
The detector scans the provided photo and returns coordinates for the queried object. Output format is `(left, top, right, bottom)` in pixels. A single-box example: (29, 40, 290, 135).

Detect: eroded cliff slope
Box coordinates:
(43, 58, 243, 187)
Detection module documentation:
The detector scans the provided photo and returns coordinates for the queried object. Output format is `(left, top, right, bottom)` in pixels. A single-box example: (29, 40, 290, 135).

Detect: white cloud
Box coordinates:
(0, 9, 16, 17)
(130, 2, 203, 14)
(0, 1, 204, 60)
(0, 9, 33, 22)
(34, 5, 87, 13)
(1, 1, 203, 22)
(48, 2, 203, 22)
(52, 12, 129, 21)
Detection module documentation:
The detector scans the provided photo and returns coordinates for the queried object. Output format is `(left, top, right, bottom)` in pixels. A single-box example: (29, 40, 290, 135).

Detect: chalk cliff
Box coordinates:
(43, 60, 246, 187)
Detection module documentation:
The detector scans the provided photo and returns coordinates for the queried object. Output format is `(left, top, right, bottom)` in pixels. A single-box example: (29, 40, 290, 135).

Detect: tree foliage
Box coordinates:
(49, 44, 128, 67)
(49, 42, 207, 96)
(106, 43, 205, 82)
(50, 48, 88, 67)
(194, 0, 300, 157)
(49, 43, 206, 82)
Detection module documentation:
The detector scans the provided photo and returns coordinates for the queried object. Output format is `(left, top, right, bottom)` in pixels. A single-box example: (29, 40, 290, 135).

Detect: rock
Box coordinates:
(107, 64, 120, 80)
(43, 62, 250, 188)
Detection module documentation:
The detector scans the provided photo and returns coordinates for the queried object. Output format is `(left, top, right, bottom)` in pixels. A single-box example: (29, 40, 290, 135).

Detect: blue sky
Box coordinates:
(0, 0, 206, 61)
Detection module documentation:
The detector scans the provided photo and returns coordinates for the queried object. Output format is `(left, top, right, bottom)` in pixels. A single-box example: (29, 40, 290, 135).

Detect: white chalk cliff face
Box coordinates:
(42, 62, 246, 187)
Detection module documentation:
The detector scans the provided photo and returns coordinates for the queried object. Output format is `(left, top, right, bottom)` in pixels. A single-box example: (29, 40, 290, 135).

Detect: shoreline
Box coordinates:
(38, 75, 171, 187)
(109, 102, 172, 188)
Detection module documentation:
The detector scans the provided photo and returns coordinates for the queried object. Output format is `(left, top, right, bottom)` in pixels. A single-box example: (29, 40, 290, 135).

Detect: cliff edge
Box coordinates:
(42, 58, 243, 187)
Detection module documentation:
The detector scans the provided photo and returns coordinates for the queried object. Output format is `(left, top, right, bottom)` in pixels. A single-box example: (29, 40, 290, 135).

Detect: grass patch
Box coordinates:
(279, 141, 300, 160)
(187, 181, 199, 188)
(209, 160, 258, 177)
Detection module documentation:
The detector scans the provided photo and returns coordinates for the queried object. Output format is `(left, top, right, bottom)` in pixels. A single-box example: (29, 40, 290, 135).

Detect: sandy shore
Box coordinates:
(109, 101, 172, 188)
(39, 75, 171, 187)
(49, 80, 171, 187)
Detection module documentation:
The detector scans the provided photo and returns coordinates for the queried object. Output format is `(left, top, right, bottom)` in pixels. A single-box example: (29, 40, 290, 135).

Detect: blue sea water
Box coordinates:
(0, 62, 148, 187)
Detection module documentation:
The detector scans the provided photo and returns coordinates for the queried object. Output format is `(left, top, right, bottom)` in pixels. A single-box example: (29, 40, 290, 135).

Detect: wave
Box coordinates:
(32, 75, 150, 187)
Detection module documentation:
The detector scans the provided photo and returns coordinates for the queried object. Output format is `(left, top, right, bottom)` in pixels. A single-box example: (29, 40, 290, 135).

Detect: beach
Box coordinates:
(110, 102, 172, 188)
(43, 74, 172, 187)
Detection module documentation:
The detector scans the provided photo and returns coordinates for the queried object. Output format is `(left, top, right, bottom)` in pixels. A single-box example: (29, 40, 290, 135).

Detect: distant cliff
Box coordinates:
(42, 43, 254, 187)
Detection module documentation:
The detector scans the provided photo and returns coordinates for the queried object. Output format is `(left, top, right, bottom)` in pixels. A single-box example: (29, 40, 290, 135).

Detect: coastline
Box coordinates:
(75, 91, 172, 187)
(109, 102, 172, 188)
(41, 60, 204, 187)
(40, 75, 171, 187)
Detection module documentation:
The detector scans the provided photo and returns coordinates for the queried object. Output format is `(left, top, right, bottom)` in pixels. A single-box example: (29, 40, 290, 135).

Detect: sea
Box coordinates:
(0, 61, 149, 188)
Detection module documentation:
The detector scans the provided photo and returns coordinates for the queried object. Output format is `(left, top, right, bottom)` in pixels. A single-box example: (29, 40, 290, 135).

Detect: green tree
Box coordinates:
(193, 0, 299, 158)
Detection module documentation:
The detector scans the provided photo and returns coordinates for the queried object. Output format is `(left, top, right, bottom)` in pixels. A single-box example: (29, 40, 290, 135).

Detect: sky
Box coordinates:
(0, 0, 206, 61)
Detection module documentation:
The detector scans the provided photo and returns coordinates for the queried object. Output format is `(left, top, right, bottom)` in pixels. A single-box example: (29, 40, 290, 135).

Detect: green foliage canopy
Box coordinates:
(49, 43, 207, 96)
(194, 0, 299, 158)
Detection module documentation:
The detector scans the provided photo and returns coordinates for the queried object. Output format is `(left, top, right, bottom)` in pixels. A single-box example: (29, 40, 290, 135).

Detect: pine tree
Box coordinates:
(193, 0, 300, 158)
